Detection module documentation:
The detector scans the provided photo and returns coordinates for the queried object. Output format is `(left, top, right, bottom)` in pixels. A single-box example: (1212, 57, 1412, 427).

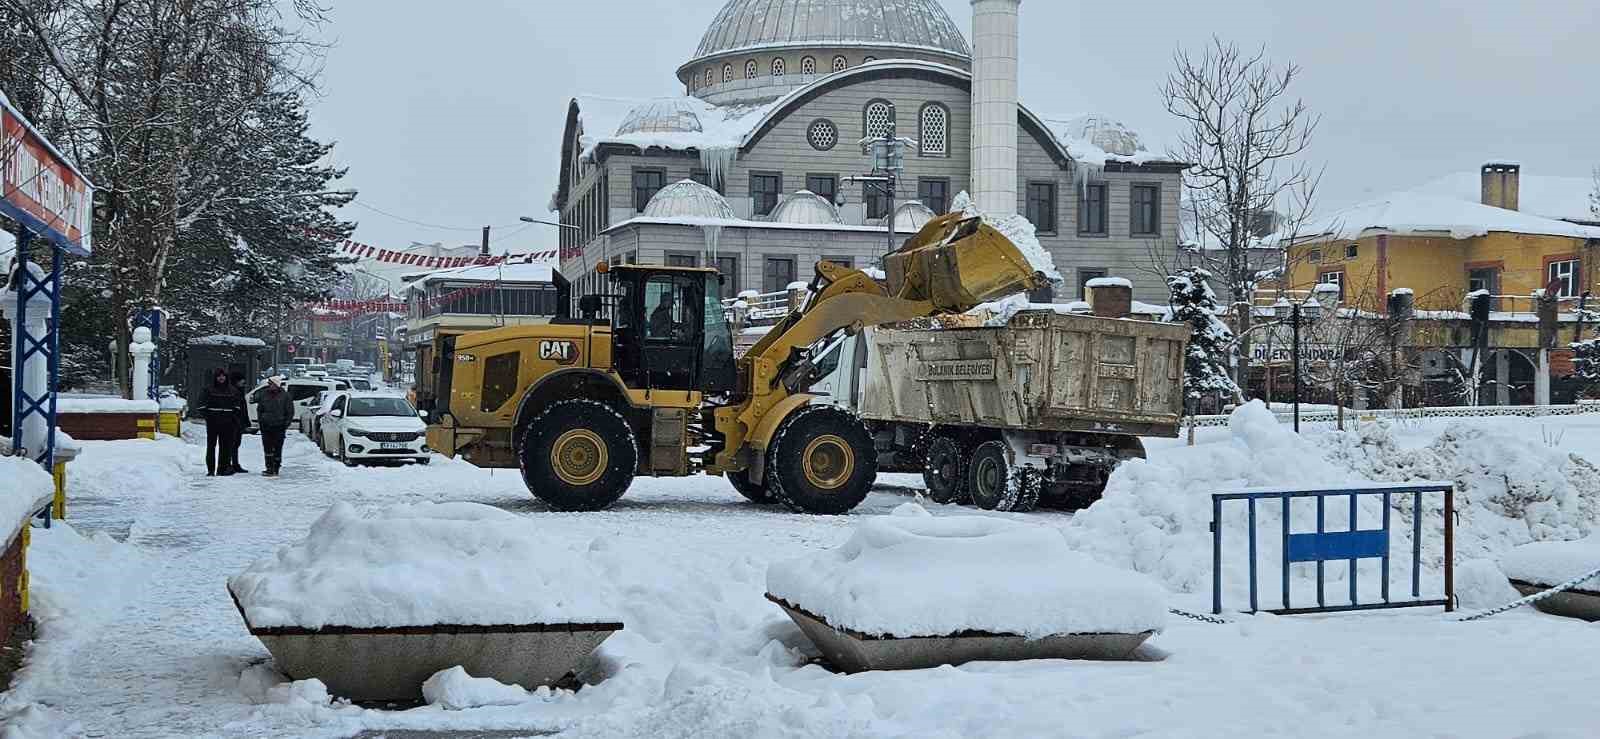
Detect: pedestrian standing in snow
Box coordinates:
(198, 368, 240, 476)
(255, 376, 294, 476)
(228, 370, 251, 474)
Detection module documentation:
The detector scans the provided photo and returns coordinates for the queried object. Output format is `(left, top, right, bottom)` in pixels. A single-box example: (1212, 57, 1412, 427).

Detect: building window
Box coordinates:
(1131, 184, 1161, 237)
(666, 253, 698, 267)
(745, 60, 757, 79)
(806, 174, 838, 204)
(918, 178, 949, 214)
(1467, 267, 1499, 297)
(1547, 258, 1581, 297)
(632, 168, 666, 212)
(705, 68, 714, 86)
(864, 100, 895, 140)
(918, 103, 948, 156)
(863, 183, 890, 220)
(801, 56, 816, 75)
(481, 352, 521, 412)
(806, 118, 839, 151)
(750, 172, 782, 217)
(722, 64, 733, 83)
(1025, 182, 1058, 234)
(1078, 268, 1108, 300)
(832, 55, 848, 73)
(822, 255, 854, 268)
(1079, 182, 1108, 235)
(1319, 270, 1345, 300)
(771, 58, 785, 77)
(1307, 248, 1323, 263)
(716, 255, 739, 295)
(764, 256, 796, 293)
(1346, 243, 1359, 259)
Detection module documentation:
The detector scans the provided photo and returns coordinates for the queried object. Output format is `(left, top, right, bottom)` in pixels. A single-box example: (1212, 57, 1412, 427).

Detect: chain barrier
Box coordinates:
(1454, 565, 1600, 622)
(1169, 607, 1232, 625)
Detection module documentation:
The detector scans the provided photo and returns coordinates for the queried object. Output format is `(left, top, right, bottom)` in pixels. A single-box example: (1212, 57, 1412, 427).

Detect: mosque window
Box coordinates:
(705, 68, 714, 86)
(832, 55, 848, 73)
(863, 100, 895, 140)
(745, 60, 758, 79)
(919, 103, 948, 156)
(801, 56, 816, 75)
(723, 64, 733, 83)
(771, 58, 785, 77)
(807, 119, 839, 151)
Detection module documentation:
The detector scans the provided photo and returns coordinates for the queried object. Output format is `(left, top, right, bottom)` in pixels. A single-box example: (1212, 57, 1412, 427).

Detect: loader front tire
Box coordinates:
(519, 399, 636, 512)
(768, 405, 877, 515)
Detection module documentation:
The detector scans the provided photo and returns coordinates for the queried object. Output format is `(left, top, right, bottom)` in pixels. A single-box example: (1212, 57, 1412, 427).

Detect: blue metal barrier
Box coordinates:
(1211, 484, 1455, 615)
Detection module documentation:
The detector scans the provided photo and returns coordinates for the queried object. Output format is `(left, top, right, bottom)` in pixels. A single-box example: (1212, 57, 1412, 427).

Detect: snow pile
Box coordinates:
(56, 397, 159, 414)
(228, 501, 619, 628)
(1499, 535, 1600, 589)
(950, 190, 1063, 283)
(237, 667, 335, 708)
(767, 504, 1167, 638)
(421, 667, 530, 710)
(1085, 276, 1133, 289)
(0, 456, 54, 534)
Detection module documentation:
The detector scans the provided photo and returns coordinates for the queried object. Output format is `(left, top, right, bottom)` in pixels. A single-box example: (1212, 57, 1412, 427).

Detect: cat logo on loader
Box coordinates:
(539, 340, 579, 365)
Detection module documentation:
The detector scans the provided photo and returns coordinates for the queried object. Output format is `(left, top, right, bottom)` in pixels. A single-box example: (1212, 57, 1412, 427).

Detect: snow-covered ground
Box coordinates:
(3, 412, 1600, 737)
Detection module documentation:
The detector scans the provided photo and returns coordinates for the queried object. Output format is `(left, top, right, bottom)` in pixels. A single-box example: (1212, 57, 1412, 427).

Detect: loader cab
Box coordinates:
(606, 264, 736, 395)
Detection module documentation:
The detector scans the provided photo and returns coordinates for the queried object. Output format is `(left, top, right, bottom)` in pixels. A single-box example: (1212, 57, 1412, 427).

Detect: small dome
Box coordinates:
(617, 99, 704, 136)
(1055, 114, 1146, 157)
(893, 201, 936, 232)
(770, 190, 842, 225)
(642, 180, 736, 219)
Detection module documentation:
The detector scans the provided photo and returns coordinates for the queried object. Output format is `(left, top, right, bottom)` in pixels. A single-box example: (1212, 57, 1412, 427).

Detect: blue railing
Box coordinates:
(1211, 483, 1455, 615)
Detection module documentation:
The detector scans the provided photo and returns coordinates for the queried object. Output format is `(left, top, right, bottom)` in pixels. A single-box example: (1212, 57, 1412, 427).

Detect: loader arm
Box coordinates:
(710, 212, 1049, 474)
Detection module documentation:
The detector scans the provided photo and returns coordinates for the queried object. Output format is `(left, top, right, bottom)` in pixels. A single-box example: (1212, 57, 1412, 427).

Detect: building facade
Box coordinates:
(551, 0, 1183, 304)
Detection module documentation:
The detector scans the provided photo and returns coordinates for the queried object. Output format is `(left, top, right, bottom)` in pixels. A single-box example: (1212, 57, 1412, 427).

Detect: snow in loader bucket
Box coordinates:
(1210, 482, 1456, 616)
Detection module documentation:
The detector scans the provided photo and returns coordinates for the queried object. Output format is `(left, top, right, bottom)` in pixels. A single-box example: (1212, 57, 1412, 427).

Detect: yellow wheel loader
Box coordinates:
(421, 213, 1047, 513)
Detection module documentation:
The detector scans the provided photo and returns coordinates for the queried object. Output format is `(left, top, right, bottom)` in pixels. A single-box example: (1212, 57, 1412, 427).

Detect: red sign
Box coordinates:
(1, 93, 93, 254)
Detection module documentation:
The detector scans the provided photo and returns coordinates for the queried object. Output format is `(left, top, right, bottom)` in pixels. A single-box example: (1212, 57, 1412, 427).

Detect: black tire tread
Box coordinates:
(518, 398, 637, 512)
(767, 405, 877, 515)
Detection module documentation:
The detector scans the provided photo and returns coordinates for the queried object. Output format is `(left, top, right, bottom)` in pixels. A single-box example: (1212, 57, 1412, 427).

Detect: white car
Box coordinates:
(300, 390, 338, 441)
(247, 378, 349, 431)
(320, 392, 430, 466)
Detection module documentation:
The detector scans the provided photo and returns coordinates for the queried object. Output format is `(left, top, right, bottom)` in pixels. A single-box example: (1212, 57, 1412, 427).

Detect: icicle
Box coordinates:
(1075, 161, 1105, 198)
(701, 223, 722, 262)
(698, 145, 737, 191)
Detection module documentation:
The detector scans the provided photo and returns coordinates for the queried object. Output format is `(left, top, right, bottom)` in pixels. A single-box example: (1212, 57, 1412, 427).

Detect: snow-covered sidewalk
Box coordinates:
(3, 416, 1599, 737)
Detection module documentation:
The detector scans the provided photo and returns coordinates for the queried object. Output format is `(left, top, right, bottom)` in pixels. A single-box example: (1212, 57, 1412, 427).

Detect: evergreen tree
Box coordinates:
(1167, 268, 1241, 405)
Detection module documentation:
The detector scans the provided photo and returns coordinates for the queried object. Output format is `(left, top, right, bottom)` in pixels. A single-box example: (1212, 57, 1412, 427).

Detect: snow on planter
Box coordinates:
(421, 666, 531, 710)
(1499, 536, 1600, 621)
(767, 505, 1167, 640)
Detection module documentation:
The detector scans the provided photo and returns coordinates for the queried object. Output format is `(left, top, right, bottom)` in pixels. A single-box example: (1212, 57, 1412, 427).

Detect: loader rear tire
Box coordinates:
(519, 399, 637, 512)
(967, 440, 1041, 513)
(727, 470, 775, 504)
(768, 405, 877, 515)
(922, 435, 968, 505)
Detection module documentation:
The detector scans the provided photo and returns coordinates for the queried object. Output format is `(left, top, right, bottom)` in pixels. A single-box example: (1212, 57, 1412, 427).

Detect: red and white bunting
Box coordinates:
(299, 280, 506, 321)
(300, 228, 556, 268)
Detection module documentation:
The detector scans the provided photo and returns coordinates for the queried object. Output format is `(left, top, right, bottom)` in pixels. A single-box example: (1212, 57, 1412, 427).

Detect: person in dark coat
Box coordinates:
(255, 376, 295, 476)
(197, 368, 239, 476)
(228, 370, 250, 474)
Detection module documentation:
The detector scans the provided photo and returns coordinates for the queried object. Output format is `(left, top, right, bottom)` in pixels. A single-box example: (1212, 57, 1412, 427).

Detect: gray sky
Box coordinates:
(307, 0, 1599, 255)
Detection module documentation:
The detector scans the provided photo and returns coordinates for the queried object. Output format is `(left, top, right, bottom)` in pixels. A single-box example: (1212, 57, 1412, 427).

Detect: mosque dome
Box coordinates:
(1054, 114, 1147, 158)
(892, 201, 936, 232)
(642, 180, 737, 219)
(617, 99, 704, 136)
(770, 190, 843, 225)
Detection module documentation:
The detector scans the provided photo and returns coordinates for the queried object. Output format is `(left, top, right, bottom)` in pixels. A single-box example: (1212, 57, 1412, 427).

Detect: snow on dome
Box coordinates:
(1041, 114, 1160, 168)
(892, 201, 936, 232)
(616, 99, 704, 136)
(689, 0, 971, 65)
(769, 190, 842, 225)
(643, 180, 737, 220)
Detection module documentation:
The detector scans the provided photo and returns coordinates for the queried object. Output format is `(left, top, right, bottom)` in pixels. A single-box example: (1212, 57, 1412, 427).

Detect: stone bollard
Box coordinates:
(1087, 277, 1132, 319)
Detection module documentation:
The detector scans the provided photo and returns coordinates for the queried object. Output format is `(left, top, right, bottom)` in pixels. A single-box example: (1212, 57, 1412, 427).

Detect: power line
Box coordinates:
(346, 200, 519, 232)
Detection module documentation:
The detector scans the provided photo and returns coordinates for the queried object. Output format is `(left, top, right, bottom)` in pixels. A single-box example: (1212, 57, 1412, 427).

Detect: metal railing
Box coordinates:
(1183, 401, 1600, 428)
(1211, 483, 1455, 615)
(722, 289, 799, 322)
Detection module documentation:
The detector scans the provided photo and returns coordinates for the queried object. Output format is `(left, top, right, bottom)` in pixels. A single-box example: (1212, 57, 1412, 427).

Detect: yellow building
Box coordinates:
(1283, 165, 1600, 312)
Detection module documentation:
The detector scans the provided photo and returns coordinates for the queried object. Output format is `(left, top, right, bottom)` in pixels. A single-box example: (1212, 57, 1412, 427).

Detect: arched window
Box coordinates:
(832, 55, 848, 73)
(919, 103, 949, 156)
(863, 99, 895, 140)
(863, 56, 877, 63)
(771, 58, 785, 77)
(801, 56, 816, 75)
(705, 68, 714, 86)
(723, 64, 733, 83)
(745, 60, 757, 79)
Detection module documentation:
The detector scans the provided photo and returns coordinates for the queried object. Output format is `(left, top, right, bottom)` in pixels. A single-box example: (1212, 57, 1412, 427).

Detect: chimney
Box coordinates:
(1480, 162, 1521, 211)
(970, 0, 1021, 216)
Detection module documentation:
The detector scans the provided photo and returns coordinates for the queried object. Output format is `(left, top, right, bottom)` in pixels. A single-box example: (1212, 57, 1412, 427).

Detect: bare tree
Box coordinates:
(1163, 38, 1320, 394)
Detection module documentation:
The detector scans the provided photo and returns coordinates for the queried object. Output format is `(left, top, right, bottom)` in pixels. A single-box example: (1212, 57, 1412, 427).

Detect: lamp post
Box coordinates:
(1275, 294, 1323, 432)
(843, 102, 910, 258)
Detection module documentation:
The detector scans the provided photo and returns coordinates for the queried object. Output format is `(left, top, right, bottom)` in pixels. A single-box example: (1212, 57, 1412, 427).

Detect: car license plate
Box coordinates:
(381, 442, 406, 450)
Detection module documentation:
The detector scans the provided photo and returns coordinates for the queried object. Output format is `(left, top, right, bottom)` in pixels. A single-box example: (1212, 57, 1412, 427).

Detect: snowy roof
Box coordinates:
(689, 0, 970, 66)
(643, 180, 737, 220)
(606, 214, 924, 235)
(1278, 192, 1600, 244)
(770, 190, 843, 225)
(1040, 114, 1165, 168)
(1406, 171, 1600, 225)
(189, 335, 268, 348)
(402, 263, 556, 293)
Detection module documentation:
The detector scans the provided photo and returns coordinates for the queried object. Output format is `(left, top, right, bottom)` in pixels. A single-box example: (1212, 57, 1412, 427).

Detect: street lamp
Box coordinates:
(519, 216, 582, 231)
(1275, 294, 1323, 432)
(842, 102, 911, 258)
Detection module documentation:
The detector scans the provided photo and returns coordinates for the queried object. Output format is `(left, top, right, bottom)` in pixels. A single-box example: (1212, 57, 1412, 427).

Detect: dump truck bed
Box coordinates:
(860, 309, 1188, 438)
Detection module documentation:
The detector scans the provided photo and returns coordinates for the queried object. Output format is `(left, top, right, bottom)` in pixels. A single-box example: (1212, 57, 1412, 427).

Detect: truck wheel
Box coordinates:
(727, 470, 774, 504)
(519, 399, 637, 512)
(967, 440, 1041, 512)
(922, 435, 968, 504)
(768, 405, 877, 515)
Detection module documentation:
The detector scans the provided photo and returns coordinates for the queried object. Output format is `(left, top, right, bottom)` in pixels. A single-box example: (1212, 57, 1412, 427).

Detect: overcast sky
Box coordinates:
(306, 0, 1600, 255)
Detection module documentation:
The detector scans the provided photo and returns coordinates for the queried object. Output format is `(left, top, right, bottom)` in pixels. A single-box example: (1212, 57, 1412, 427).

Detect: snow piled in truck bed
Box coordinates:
(767, 504, 1167, 638)
(1498, 535, 1600, 589)
(228, 501, 619, 628)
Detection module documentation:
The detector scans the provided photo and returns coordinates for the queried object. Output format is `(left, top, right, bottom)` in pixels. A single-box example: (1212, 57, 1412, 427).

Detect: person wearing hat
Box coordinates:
(227, 370, 251, 474)
(255, 375, 295, 476)
(197, 368, 240, 476)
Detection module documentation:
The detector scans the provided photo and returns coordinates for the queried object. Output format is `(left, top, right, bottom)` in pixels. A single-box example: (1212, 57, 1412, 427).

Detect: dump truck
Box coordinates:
(419, 213, 1048, 514)
(809, 307, 1189, 512)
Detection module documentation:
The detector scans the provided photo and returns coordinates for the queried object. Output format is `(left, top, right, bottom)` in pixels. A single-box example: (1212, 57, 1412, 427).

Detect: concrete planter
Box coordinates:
(1509, 580, 1600, 622)
(767, 594, 1154, 673)
(230, 589, 622, 702)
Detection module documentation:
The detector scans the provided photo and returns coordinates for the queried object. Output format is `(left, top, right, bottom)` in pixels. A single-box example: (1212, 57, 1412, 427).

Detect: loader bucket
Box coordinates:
(883, 213, 1045, 313)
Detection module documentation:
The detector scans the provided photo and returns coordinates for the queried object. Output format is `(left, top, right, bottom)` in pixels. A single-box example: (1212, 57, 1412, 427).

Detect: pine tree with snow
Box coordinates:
(1167, 268, 1241, 405)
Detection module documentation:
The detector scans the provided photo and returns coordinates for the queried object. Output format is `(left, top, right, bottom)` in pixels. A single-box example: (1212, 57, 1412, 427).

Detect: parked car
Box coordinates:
(247, 377, 350, 431)
(333, 375, 374, 391)
(319, 392, 430, 466)
(300, 390, 338, 442)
